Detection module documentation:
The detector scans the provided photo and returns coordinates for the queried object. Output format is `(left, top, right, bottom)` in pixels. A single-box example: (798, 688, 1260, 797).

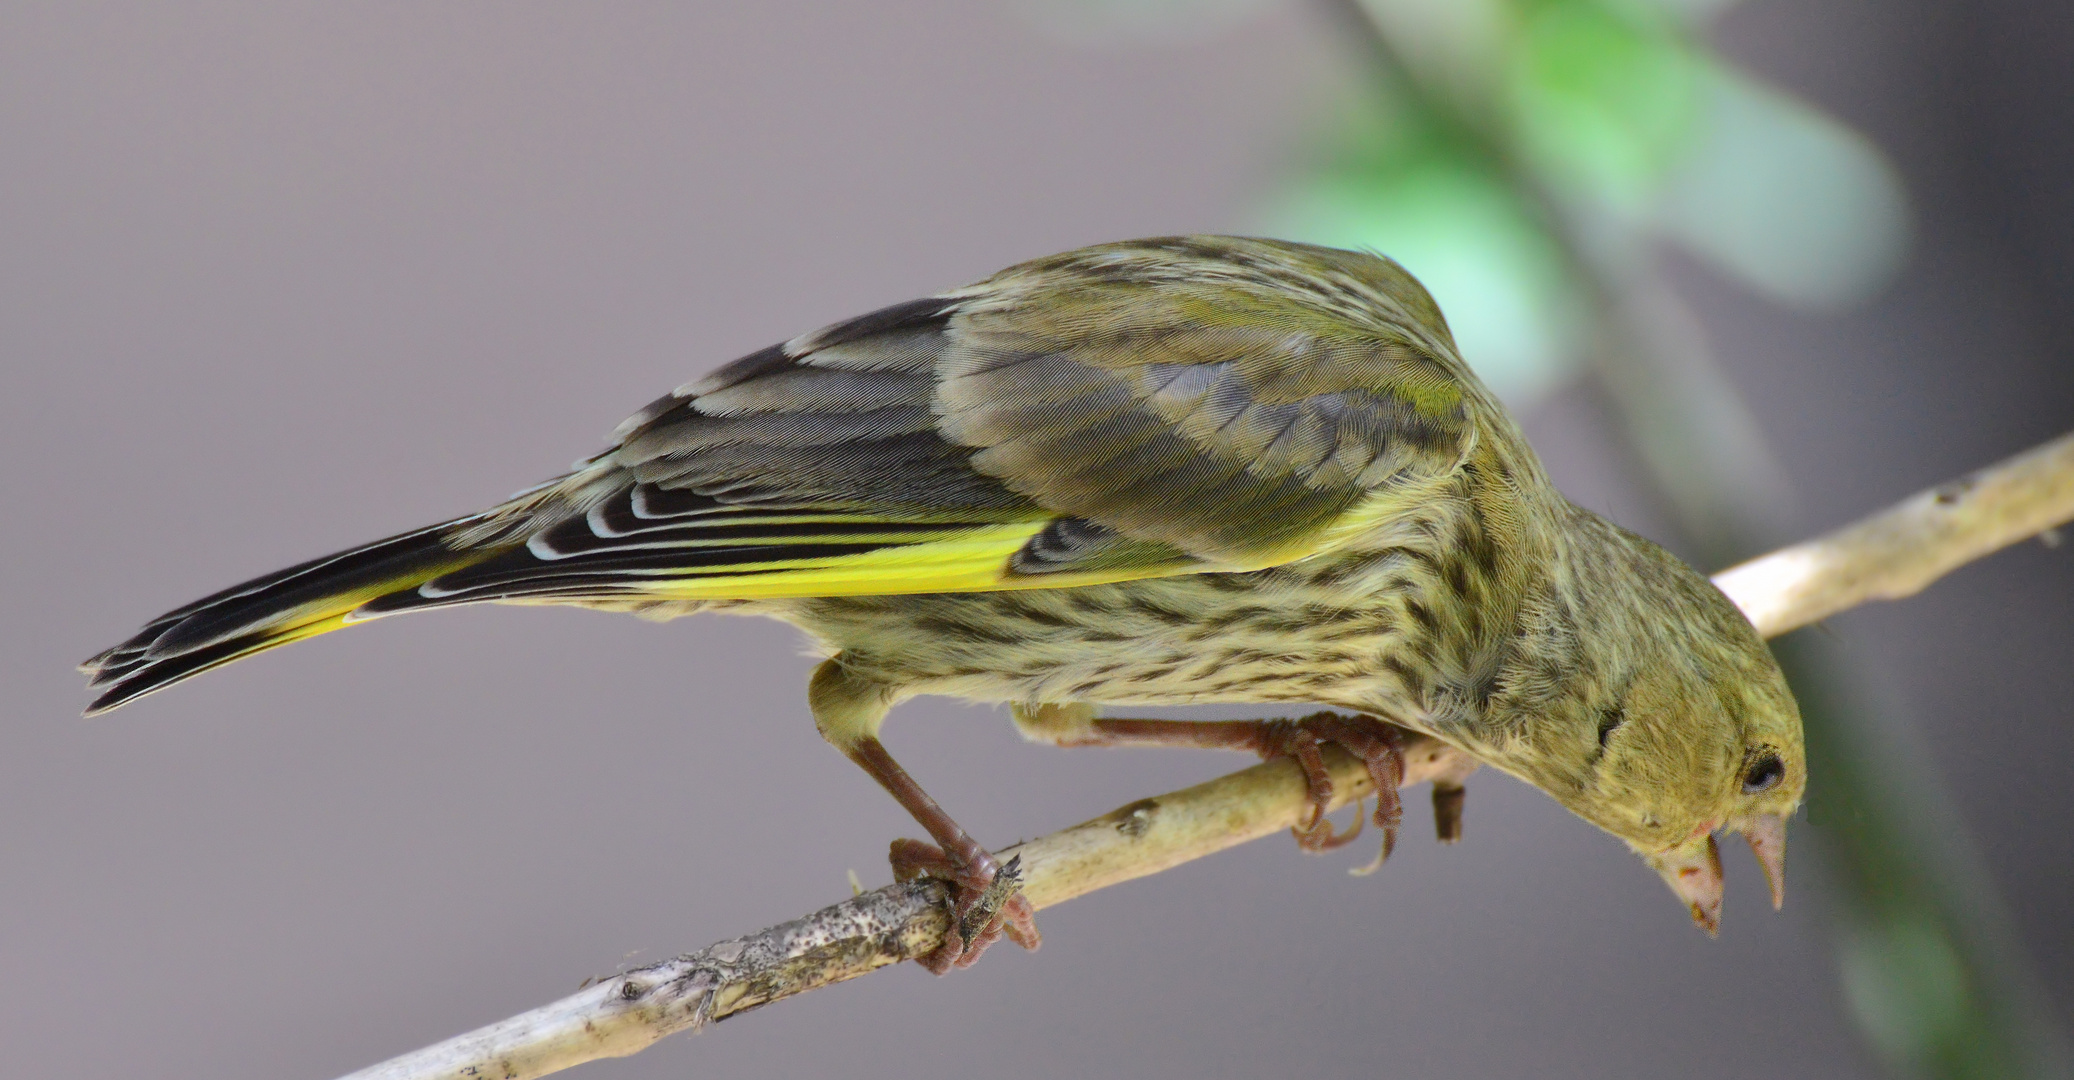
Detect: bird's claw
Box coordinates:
(889, 839, 1040, 973)
(1255, 712, 1407, 865)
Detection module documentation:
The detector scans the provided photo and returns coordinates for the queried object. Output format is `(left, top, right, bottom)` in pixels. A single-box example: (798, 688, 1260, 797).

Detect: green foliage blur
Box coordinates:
(1262, 0, 1908, 404)
(1035, 0, 1909, 405)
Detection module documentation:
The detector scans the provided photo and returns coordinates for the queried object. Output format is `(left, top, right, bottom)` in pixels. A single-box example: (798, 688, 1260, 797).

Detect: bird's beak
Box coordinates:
(1644, 833, 1723, 936)
(1740, 812, 1788, 910)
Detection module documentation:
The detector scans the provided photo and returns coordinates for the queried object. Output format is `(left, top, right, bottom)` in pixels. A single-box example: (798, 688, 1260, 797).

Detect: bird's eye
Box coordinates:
(1741, 752, 1785, 794)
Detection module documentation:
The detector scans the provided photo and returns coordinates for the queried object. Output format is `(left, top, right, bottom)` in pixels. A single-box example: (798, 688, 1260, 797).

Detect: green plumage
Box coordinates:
(84, 236, 1804, 939)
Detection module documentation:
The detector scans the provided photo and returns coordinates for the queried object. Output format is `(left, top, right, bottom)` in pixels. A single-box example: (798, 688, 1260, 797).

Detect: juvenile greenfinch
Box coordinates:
(83, 236, 1803, 969)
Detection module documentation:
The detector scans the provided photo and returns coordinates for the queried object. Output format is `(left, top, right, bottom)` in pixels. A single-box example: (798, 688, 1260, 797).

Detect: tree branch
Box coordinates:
(1713, 431, 2074, 637)
(340, 431, 2074, 1080)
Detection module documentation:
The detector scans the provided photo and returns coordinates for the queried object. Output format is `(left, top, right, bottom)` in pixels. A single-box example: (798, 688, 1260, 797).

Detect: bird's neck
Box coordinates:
(1464, 500, 1699, 795)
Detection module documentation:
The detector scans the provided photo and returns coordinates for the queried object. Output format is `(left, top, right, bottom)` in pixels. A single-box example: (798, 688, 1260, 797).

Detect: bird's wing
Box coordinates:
(378, 237, 1480, 609)
(83, 239, 1485, 711)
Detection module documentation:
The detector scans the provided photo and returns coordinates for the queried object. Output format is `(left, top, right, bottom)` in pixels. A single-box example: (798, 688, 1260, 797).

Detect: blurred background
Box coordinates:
(3, 2, 2070, 1078)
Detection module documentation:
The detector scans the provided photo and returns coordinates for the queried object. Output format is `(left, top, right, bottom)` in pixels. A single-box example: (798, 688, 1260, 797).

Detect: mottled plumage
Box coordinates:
(83, 236, 1804, 956)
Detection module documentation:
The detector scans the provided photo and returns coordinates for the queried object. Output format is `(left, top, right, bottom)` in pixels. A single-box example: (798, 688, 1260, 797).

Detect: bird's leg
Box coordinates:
(812, 659, 1037, 974)
(1014, 705, 1408, 858)
(845, 737, 1040, 970)
(1420, 741, 1482, 844)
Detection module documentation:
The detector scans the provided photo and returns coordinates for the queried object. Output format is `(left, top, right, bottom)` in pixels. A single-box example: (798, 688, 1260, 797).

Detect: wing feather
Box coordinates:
(390, 237, 1481, 605)
(86, 237, 1493, 711)
(128, 239, 1487, 638)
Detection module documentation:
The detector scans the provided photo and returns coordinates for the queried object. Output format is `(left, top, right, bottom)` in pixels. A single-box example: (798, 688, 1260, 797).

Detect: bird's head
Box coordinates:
(1566, 643, 1803, 934)
(1506, 520, 1804, 934)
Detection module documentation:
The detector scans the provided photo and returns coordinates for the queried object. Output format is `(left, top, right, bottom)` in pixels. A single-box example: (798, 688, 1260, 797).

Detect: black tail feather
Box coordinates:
(82, 519, 500, 714)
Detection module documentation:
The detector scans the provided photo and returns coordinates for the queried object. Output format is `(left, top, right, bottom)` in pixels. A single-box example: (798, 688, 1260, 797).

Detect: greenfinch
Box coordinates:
(83, 236, 1803, 968)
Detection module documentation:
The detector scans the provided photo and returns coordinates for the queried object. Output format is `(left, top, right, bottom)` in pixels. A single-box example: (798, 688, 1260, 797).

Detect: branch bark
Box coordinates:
(340, 430, 2074, 1080)
(1713, 431, 2074, 637)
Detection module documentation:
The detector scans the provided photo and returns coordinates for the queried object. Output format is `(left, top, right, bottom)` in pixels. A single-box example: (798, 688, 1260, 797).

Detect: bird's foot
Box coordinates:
(1055, 711, 1413, 864)
(889, 839, 1040, 973)
(1252, 712, 1407, 860)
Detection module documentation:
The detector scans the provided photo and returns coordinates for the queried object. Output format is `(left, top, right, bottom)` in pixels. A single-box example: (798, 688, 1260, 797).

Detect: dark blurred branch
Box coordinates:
(336, 432, 2074, 1080)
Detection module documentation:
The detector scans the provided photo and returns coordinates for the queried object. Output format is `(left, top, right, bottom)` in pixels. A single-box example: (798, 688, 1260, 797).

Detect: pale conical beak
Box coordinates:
(1645, 834, 1723, 936)
(1742, 813, 1788, 910)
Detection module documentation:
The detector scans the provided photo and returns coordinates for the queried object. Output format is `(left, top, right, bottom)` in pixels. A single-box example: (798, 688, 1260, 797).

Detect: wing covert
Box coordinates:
(934, 236, 1479, 571)
(397, 236, 1482, 608)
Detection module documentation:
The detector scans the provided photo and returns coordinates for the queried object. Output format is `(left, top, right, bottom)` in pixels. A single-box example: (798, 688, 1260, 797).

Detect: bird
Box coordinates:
(82, 235, 1804, 970)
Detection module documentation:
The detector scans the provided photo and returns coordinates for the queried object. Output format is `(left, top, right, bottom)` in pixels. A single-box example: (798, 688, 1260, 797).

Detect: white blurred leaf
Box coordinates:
(1655, 65, 1911, 308)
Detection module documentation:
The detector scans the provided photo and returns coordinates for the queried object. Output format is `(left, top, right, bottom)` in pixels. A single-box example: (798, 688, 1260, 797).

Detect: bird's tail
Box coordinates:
(80, 517, 505, 716)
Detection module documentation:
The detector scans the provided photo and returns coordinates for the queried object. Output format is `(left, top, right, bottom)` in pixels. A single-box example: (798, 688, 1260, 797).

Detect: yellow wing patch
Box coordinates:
(632, 521, 1178, 600)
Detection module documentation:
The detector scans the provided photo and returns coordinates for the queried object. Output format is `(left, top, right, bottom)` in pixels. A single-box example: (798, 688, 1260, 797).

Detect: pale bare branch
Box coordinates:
(1715, 431, 2074, 637)
(344, 734, 1472, 1080)
(342, 430, 2074, 1080)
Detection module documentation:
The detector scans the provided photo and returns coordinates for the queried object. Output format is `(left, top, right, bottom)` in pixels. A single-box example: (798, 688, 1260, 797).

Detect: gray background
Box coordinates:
(2, 3, 2068, 1078)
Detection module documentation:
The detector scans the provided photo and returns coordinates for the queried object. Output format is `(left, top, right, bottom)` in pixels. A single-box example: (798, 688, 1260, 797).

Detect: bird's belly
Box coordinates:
(771, 569, 1432, 714)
